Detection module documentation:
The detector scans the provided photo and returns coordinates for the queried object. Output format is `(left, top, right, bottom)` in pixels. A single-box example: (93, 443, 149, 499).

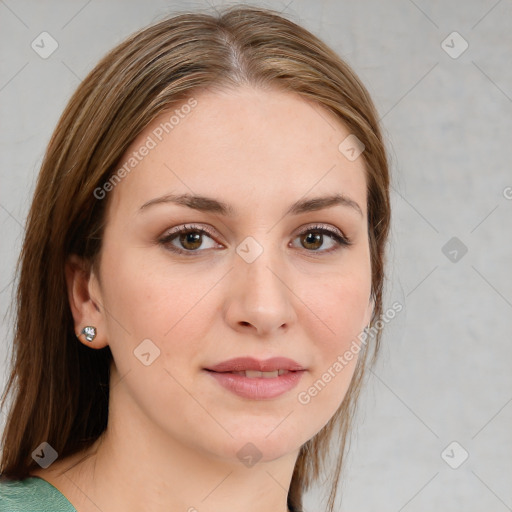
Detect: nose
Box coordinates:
(223, 245, 298, 338)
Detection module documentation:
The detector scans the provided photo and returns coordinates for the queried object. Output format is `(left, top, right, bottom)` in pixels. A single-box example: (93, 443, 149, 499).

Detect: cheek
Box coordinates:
(324, 276, 371, 341)
(293, 263, 371, 423)
(306, 275, 370, 387)
(303, 256, 372, 352)
(97, 250, 214, 411)
(100, 244, 210, 338)
(98, 246, 224, 390)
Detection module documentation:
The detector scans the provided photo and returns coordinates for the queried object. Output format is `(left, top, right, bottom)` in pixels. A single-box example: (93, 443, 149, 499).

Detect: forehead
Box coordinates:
(105, 86, 368, 220)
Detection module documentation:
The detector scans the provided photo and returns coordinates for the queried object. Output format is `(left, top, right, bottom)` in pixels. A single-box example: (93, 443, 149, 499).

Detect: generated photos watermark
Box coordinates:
(297, 301, 403, 405)
(94, 97, 197, 200)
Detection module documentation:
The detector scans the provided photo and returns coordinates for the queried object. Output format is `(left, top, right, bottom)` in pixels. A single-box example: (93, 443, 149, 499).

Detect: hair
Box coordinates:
(0, 5, 390, 511)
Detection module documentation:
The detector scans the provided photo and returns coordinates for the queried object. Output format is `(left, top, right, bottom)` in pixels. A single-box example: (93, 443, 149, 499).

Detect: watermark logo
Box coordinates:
(32, 441, 58, 468)
(339, 134, 365, 161)
(134, 338, 161, 366)
(236, 236, 264, 263)
(441, 31, 469, 59)
(236, 442, 263, 468)
(441, 236, 468, 263)
(31, 32, 58, 59)
(441, 441, 469, 469)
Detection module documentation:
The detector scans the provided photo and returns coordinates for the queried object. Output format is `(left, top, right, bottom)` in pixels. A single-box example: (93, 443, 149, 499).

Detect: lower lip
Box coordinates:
(205, 370, 305, 400)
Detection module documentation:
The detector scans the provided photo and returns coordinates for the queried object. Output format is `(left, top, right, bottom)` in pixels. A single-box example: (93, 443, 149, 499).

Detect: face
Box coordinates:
(80, 85, 373, 464)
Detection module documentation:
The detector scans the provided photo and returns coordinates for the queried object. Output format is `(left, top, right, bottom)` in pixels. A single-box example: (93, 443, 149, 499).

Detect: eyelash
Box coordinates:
(158, 223, 352, 256)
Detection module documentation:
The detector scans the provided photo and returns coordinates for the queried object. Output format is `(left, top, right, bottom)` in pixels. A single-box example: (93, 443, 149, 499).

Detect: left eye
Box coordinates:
(291, 226, 350, 253)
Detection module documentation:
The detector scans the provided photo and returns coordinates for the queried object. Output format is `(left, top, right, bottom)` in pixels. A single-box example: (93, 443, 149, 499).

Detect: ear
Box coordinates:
(65, 254, 109, 349)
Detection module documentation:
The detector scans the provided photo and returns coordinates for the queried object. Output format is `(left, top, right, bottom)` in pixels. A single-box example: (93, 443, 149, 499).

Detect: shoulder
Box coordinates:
(0, 476, 76, 511)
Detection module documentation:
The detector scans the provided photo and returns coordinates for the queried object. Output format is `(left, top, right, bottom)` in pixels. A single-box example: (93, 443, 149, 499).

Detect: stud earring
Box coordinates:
(77, 326, 97, 342)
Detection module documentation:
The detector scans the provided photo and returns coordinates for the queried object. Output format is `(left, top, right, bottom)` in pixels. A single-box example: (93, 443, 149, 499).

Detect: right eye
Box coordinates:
(158, 224, 223, 255)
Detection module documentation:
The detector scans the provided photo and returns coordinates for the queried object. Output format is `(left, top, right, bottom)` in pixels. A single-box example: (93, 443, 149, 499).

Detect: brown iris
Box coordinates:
(300, 231, 323, 250)
(179, 231, 203, 250)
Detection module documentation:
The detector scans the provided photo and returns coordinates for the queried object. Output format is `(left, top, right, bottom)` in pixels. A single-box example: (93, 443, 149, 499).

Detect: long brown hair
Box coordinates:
(0, 5, 390, 511)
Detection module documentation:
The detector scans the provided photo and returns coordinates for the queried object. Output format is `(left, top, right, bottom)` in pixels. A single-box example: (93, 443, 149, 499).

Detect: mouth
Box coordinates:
(204, 357, 306, 400)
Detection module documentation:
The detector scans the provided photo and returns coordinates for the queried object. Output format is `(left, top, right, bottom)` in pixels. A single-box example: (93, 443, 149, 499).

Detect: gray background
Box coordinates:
(1, 0, 511, 510)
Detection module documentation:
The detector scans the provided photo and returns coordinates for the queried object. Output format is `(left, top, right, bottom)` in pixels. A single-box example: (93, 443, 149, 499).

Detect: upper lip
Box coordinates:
(205, 357, 305, 373)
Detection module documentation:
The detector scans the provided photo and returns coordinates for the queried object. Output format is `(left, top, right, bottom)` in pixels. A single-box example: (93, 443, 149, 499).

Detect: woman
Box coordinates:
(0, 5, 390, 511)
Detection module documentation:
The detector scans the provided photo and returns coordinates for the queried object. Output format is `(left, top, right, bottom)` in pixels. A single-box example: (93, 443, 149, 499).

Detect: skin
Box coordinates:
(30, 85, 373, 512)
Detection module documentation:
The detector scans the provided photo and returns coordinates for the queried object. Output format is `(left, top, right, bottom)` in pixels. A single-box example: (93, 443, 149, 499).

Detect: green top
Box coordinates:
(0, 476, 76, 511)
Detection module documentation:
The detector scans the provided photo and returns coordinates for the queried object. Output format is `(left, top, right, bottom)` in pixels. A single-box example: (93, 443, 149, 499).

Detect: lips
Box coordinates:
(205, 356, 305, 373)
(204, 357, 306, 399)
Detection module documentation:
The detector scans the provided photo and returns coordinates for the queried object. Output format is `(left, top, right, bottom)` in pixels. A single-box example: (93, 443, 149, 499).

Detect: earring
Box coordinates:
(78, 326, 97, 342)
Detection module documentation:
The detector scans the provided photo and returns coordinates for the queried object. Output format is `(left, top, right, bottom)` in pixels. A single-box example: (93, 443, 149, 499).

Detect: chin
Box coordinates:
(204, 423, 307, 464)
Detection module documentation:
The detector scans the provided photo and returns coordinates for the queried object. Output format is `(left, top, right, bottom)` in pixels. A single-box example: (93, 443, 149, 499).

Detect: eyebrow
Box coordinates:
(139, 192, 363, 217)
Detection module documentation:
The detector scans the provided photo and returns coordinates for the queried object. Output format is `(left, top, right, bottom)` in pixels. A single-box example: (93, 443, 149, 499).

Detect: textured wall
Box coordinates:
(1, 1, 511, 510)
